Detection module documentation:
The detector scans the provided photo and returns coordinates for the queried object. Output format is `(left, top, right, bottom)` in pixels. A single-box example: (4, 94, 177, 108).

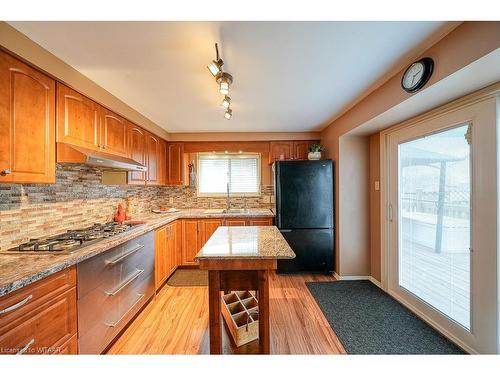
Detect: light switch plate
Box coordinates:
(374, 181, 380, 191)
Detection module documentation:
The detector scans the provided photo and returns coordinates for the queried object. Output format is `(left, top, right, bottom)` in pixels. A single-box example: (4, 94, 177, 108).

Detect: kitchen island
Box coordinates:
(194, 226, 295, 354)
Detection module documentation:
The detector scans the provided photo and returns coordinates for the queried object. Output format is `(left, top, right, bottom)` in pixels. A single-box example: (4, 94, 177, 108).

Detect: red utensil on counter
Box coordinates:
(113, 203, 126, 223)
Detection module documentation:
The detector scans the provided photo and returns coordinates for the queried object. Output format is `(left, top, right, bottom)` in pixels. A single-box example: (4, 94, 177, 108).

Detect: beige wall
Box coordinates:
(0, 22, 169, 140)
(321, 21, 500, 276)
(338, 136, 371, 276)
(369, 133, 381, 281)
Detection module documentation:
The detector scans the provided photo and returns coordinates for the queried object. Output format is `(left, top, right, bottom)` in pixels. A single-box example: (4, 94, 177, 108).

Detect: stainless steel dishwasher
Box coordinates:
(77, 231, 155, 354)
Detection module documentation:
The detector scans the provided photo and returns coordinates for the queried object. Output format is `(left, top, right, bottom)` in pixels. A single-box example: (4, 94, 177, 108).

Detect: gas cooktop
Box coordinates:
(5, 222, 144, 254)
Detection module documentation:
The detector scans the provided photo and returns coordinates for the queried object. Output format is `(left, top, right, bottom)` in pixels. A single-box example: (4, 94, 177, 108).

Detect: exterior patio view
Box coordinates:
(399, 124, 471, 329)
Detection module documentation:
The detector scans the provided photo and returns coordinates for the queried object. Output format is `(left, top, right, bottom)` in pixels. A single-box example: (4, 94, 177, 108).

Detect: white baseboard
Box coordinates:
(340, 275, 370, 280)
(333, 274, 383, 289)
(369, 276, 382, 288)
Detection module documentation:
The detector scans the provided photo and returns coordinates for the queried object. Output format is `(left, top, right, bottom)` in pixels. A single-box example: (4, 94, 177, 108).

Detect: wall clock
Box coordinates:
(401, 57, 434, 93)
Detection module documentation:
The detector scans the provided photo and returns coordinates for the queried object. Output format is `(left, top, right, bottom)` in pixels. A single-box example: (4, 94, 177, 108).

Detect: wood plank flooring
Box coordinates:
(108, 272, 345, 354)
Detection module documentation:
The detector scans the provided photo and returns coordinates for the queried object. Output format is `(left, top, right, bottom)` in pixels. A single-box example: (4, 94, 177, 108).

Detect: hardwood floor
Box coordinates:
(108, 272, 346, 354)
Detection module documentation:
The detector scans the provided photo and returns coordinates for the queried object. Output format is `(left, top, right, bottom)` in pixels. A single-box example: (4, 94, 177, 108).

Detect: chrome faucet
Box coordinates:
(226, 182, 231, 211)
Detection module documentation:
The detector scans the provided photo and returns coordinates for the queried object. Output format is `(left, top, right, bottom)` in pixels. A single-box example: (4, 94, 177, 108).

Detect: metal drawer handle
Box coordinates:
(16, 338, 35, 355)
(105, 244, 144, 266)
(0, 294, 33, 315)
(104, 269, 144, 296)
(0, 169, 12, 176)
(104, 293, 145, 328)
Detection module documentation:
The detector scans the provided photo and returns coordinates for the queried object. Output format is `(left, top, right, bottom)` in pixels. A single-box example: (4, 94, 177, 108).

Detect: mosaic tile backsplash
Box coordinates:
(0, 164, 274, 251)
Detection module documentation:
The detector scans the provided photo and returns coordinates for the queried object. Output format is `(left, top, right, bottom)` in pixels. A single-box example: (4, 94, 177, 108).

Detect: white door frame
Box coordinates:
(380, 85, 500, 354)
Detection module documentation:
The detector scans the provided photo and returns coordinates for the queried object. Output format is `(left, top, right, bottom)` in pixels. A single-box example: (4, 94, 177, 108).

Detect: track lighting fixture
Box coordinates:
(221, 96, 231, 110)
(216, 72, 233, 95)
(208, 43, 234, 120)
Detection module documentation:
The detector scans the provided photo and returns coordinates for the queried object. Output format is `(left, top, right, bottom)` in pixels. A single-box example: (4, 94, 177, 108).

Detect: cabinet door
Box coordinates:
(167, 142, 184, 185)
(0, 288, 77, 355)
(182, 220, 199, 265)
(154, 226, 168, 291)
(269, 141, 292, 163)
(101, 108, 128, 157)
(127, 123, 146, 185)
(145, 132, 160, 186)
(57, 83, 100, 150)
(292, 141, 311, 160)
(199, 219, 223, 247)
(166, 223, 176, 275)
(159, 139, 167, 185)
(248, 218, 273, 226)
(225, 219, 247, 226)
(175, 220, 183, 267)
(0, 51, 56, 184)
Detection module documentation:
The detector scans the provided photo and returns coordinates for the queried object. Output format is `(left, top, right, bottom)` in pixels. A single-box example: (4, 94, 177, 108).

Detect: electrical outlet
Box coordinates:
(169, 197, 174, 204)
(374, 181, 380, 191)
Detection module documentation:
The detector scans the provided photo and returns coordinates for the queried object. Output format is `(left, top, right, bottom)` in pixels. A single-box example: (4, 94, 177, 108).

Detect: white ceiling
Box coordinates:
(10, 21, 454, 133)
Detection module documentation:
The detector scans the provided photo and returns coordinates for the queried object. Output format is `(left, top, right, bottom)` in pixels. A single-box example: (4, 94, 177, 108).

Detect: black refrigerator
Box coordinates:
(274, 160, 334, 273)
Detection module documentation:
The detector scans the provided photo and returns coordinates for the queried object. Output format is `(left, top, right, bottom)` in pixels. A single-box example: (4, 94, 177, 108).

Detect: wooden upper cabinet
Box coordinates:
(167, 142, 184, 185)
(100, 108, 128, 157)
(269, 141, 292, 163)
(57, 83, 100, 150)
(159, 139, 167, 185)
(127, 122, 146, 185)
(0, 51, 56, 184)
(292, 140, 318, 160)
(145, 132, 160, 186)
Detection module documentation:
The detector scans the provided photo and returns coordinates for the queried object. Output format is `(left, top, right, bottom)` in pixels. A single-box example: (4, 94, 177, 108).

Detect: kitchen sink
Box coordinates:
(223, 208, 249, 214)
(203, 208, 250, 214)
(203, 209, 225, 214)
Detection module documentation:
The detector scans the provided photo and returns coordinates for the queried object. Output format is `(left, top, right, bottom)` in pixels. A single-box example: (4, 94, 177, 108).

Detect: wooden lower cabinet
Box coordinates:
(198, 219, 223, 247)
(182, 220, 200, 265)
(248, 218, 274, 226)
(0, 266, 77, 355)
(224, 219, 247, 226)
(154, 222, 178, 291)
(180, 217, 273, 265)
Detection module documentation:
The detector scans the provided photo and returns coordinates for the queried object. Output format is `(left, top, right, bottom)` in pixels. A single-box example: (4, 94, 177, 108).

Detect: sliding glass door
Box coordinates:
(385, 98, 499, 354)
(398, 124, 471, 329)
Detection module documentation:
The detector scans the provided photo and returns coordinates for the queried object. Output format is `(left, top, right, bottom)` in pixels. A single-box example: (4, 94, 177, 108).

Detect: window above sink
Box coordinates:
(197, 152, 261, 197)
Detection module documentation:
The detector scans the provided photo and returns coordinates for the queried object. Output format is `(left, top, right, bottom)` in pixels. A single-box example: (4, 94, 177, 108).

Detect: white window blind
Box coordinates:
(197, 153, 260, 196)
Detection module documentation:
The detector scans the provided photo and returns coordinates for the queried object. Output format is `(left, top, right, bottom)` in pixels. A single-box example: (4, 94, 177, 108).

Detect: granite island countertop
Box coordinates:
(194, 226, 295, 261)
(0, 208, 274, 297)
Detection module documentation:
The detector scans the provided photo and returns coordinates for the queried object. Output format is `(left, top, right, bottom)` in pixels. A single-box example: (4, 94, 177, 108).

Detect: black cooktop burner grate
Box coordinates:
(9, 222, 140, 253)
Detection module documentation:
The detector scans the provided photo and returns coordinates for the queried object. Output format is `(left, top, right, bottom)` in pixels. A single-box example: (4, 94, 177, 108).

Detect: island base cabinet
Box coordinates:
(0, 266, 77, 355)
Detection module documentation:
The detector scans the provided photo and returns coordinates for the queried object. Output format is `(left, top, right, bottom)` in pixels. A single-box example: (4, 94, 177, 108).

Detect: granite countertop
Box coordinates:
(194, 226, 295, 261)
(0, 208, 274, 297)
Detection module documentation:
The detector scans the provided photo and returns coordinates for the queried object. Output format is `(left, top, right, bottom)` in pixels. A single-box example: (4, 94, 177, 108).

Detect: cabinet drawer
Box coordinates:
(77, 231, 154, 299)
(0, 287, 77, 355)
(78, 270, 154, 354)
(0, 266, 75, 328)
(58, 334, 77, 354)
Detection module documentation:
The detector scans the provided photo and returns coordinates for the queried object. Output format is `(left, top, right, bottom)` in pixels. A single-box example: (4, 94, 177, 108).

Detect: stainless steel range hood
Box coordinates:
(65, 145, 147, 171)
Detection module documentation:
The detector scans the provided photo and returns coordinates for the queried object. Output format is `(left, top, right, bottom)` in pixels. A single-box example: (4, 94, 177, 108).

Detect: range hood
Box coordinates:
(65, 145, 147, 171)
